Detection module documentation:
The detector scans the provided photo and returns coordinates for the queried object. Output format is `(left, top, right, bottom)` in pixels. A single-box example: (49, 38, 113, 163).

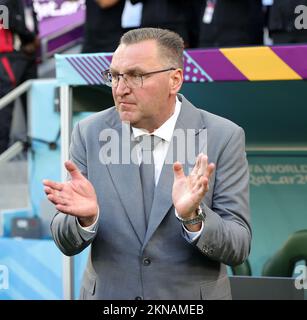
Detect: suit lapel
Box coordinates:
(102, 119, 147, 245)
(142, 94, 207, 248)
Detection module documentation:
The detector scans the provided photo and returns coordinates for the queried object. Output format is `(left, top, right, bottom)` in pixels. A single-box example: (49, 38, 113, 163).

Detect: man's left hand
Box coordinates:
(172, 153, 215, 221)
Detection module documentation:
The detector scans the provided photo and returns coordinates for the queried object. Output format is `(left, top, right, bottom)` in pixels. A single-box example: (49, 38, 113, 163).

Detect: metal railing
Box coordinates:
(0, 80, 33, 164)
(0, 80, 32, 111)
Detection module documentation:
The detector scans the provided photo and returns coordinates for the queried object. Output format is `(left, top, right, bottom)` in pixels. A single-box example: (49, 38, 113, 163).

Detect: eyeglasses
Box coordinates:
(101, 67, 176, 89)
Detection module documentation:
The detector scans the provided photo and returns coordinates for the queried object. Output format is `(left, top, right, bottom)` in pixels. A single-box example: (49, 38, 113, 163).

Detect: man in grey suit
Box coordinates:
(43, 28, 251, 300)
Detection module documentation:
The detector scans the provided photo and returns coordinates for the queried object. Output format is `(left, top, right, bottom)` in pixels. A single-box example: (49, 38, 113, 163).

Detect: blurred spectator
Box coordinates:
(198, 0, 264, 48)
(130, 0, 194, 47)
(81, 0, 126, 53)
(185, 0, 203, 48)
(0, 0, 39, 153)
(81, 0, 202, 51)
(268, 0, 307, 44)
(79, 0, 143, 53)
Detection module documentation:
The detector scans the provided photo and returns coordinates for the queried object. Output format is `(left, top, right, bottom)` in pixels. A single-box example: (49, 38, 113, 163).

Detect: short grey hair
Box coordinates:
(119, 28, 184, 69)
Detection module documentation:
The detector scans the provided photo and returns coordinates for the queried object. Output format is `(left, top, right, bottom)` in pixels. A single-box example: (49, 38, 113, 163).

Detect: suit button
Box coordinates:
(202, 245, 208, 253)
(135, 296, 143, 300)
(143, 257, 151, 266)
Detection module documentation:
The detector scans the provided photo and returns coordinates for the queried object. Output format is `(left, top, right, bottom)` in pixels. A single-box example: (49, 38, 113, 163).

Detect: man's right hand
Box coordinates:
(43, 161, 98, 227)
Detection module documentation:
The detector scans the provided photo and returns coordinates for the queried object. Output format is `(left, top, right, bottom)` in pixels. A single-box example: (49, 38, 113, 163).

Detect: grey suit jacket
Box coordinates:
(50, 94, 251, 300)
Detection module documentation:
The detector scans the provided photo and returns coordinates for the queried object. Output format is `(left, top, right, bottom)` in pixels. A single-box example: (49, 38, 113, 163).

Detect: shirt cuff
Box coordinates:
(182, 222, 204, 242)
(174, 209, 204, 243)
(76, 207, 99, 240)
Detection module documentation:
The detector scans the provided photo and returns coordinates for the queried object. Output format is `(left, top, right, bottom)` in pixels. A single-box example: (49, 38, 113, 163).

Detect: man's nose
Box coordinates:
(115, 76, 130, 95)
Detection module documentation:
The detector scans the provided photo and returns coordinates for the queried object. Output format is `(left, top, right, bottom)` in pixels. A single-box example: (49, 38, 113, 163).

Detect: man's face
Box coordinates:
(110, 40, 181, 131)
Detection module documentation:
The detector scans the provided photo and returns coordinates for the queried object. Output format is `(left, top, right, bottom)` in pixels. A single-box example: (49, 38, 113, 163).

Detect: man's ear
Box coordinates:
(169, 69, 184, 94)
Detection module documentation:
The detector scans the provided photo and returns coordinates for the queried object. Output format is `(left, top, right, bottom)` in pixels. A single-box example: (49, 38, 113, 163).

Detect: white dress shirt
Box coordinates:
(77, 97, 203, 242)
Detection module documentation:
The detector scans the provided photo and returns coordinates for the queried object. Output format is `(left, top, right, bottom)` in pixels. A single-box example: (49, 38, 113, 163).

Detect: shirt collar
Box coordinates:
(132, 96, 181, 142)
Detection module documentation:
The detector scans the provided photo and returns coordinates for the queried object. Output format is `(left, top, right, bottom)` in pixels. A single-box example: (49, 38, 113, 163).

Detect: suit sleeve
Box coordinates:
(195, 126, 251, 266)
(50, 123, 97, 256)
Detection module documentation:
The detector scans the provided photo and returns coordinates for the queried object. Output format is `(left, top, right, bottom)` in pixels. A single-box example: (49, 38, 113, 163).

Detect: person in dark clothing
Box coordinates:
(268, 0, 307, 44)
(0, 0, 39, 153)
(82, 0, 201, 51)
(198, 0, 264, 48)
(185, 0, 203, 48)
(82, 0, 126, 53)
(130, 0, 194, 47)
